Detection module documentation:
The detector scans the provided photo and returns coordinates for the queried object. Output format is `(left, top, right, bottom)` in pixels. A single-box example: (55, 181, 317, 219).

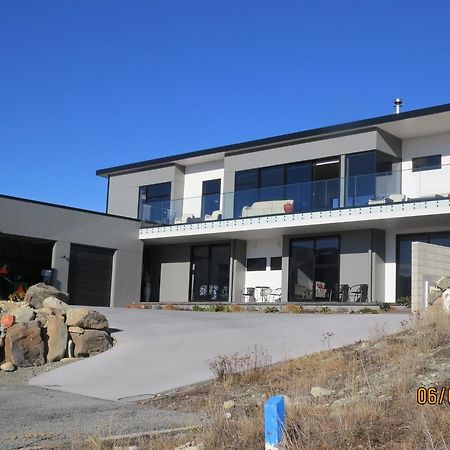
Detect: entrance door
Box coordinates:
(289, 237, 340, 301)
(190, 244, 230, 301)
(67, 244, 114, 307)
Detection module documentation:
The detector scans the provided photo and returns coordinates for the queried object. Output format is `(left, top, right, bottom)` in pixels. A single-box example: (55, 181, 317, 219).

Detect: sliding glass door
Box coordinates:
(289, 237, 340, 301)
(190, 244, 230, 302)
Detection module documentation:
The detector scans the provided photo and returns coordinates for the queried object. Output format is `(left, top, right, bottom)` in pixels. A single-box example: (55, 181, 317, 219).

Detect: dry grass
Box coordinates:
(82, 308, 450, 449)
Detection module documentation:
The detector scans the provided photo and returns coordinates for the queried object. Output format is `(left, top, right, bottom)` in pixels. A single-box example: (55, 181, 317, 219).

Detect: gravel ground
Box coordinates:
(0, 362, 202, 450)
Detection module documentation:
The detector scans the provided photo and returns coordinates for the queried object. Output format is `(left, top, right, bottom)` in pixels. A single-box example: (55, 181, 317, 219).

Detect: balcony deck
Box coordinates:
(140, 198, 450, 242)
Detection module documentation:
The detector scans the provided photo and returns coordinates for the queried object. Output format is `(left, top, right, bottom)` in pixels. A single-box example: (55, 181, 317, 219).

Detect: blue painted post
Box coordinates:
(264, 395, 285, 450)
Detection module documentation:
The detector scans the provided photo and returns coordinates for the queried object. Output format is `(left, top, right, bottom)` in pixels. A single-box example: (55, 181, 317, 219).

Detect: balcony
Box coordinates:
(140, 170, 402, 227)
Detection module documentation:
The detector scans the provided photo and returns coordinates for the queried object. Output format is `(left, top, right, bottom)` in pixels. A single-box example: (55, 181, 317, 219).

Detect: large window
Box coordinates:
(138, 182, 171, 224)
(201, 179, 221, 217)
(345, 151, 396, 207)
(190, 244, 230, 302)
(289, 236, 340, 302)
(412, 155, 441, 172)
(396, 232, 450, 299)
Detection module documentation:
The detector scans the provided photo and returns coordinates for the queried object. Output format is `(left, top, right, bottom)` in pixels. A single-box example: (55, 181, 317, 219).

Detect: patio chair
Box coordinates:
(269, 288, 282, 302)
(241, 287, 256, 303)
(350, 284, 369, 303)
(329, 283, 350, 302)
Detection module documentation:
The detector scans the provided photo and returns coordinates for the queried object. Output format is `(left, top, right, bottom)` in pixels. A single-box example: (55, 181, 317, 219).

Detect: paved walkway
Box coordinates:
(30, 308, 410, 401)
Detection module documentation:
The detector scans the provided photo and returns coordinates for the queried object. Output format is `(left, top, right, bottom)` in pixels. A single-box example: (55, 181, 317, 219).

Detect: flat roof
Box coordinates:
(0, 193, 139, 222)
(97, 102, 450, 178)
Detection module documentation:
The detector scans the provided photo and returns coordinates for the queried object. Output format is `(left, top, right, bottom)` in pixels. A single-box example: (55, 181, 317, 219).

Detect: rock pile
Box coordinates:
(428, 276, 450, 312)
(0, 283, 113, 371)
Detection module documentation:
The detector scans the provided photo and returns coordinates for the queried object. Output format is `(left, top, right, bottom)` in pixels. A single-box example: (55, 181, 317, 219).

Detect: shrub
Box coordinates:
(319, 306, 331, 314)
(264, 306, 279, 313)
(396, 296, 412, 307)
(207, 346, 272, 382)
(358, 307, 378, 314)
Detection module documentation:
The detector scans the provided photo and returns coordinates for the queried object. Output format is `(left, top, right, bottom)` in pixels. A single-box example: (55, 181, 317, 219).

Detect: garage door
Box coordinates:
(67, 244, 114, 307)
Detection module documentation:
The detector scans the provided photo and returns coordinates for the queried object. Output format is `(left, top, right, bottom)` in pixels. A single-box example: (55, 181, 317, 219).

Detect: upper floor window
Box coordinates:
(412, 155, 441, 172)
(246, 258, 266, 271)
(138, 182, 171, 223)
(201, 179, 221, 217)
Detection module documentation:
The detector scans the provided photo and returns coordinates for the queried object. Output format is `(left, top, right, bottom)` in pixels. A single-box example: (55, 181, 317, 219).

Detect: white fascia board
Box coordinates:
(139, 199, 450, 241)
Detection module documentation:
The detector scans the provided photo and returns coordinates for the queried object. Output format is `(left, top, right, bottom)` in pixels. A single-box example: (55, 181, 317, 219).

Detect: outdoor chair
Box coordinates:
(329, 283, 350, 302)
(241, 287, 256, 303)
(350, 284, 369, 302)
(269, 288, 282, 302)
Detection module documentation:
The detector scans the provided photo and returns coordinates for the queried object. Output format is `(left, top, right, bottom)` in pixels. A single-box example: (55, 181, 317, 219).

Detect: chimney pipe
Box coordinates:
(394, 98, 403, 114)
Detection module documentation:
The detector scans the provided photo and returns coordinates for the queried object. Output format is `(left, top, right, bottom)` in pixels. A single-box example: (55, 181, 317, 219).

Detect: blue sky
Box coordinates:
(1, 1, 450, 211)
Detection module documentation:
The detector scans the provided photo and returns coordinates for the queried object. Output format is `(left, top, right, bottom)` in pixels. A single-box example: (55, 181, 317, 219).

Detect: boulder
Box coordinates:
(443, 289, 450, 313)
(436, 277, 450, 291)
(428, 287, 443, 305)
(43, 297, 69, 314)
(310, 386, 333, 398)
(68, 326, 84, 334)
(35, 307, 64, 326)
(223, 400, 235, 410)
(4, 322, 45, 367)
(0, 361, 16, 372)
(24, 283, 69, 309)
(70, 329, 112, 357)
(66, 308, 109, 330)
(12, 305, 35, 323)
(45, 317, 68, 362)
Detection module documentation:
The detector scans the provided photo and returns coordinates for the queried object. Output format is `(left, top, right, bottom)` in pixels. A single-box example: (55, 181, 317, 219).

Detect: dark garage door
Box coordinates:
(68, 244, 114, 307)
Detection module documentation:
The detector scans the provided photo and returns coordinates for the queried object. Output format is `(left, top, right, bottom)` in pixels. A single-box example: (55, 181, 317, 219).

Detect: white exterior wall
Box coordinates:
(245, 238, 282, 292)
(401, 132, 450, 198)
(182, 160, 224, 218)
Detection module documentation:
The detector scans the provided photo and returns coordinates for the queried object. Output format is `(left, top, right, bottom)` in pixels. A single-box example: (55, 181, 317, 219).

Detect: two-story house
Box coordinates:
(97, 102, 450, 306)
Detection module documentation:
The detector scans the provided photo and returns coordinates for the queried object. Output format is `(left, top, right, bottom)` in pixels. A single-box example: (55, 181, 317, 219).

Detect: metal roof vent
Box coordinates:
(394, 98, 403, 114)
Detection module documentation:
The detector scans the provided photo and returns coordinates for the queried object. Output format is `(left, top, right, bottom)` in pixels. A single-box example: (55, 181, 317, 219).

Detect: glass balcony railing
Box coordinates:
(140, 170, 404, 226)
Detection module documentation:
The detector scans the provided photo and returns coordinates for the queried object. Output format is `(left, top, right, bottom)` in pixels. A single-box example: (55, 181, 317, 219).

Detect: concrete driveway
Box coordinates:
(30, 308, 410, 401)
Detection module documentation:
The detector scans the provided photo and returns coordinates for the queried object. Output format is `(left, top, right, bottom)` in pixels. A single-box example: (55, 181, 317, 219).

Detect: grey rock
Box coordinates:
(66, 308, 109, 330)
(45, 317, 68, 362)
(12, 305, 36, 323)
(24, 283, 69, 309)
(0, 361, 16, 372)
(4, 322, 45, 367)
(310, 386, 333, 398)
(68, 326, 84, 334)
(43, 297, 69, 314)
(223, 400, 235, 410)
(436, 277, 450, 290)
(428, 287, 443, 304)
(35, 307, 64, 326)
(70, 329, 112, 357)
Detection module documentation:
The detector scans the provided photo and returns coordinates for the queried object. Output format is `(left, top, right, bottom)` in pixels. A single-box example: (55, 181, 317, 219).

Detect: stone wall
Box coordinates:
(411, 242, 450, 312)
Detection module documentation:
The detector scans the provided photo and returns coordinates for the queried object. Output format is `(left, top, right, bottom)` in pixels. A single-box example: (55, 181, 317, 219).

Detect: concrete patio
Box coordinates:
(30, 308, 410, 401)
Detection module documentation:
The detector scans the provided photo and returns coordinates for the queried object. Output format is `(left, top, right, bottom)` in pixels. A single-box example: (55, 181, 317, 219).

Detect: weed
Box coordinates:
(264, 306, 279, 313)
(396, 296, 412, 307)
(358, 307, 378, 314)
(319, 306, 331, 313)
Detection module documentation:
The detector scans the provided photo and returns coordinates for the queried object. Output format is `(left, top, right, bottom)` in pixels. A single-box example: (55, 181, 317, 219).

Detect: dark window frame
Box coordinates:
(412, 154, 442, 172)
(396, 231, 450, 299)
(246, 257, 267, 271)
(138, 182, 171, 221)
(201, 179, 221, 217)
(270, 257, 282, 271)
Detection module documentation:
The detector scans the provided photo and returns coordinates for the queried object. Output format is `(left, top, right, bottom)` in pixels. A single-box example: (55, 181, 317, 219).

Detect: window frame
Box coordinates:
(246, 257, 267, 272)
(412, 154, 442, 172)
